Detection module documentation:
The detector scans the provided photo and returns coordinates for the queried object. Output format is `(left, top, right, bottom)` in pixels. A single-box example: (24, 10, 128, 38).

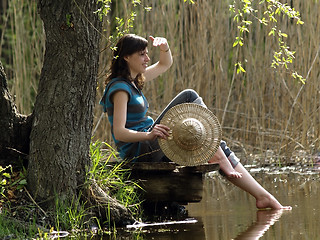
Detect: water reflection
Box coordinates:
(116, 209, 286, 240)
(188, 168, 320, 239)
(98, 168, 320, 240)
(233, 209, 284, 239)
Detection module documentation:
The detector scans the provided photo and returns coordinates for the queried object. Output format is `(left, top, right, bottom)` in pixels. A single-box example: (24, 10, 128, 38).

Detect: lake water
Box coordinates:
(111, 165, 320, 240)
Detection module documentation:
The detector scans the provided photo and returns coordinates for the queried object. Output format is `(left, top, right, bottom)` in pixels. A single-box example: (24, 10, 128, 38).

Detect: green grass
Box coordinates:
(54, 193, 88, 233)
(0, 140, 143, 239)
(0, 210, 38, 239)
(88, 140, 143, 220)
(51, 140, 143, 235)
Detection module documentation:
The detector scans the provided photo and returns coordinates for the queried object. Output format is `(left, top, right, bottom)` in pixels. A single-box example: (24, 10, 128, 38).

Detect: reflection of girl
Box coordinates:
(234, 209, 285, 239)
(100, 34, 291, 209)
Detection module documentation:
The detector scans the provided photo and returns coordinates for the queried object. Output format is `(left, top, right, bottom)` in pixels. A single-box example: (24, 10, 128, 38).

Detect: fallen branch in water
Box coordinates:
(126, 218, 198, 229)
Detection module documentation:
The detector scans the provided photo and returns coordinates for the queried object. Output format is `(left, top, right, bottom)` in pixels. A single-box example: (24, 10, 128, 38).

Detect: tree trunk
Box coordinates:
(0, 0, 133, 225)
(0, 61, 32, 167)
(27, 0, 102, 204)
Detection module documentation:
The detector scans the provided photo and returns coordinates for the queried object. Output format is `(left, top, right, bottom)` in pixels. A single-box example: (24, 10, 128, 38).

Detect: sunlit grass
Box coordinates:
(88, 140, 143, 218)
(51, 140, 143, 236)
(0, 140, 143, 238)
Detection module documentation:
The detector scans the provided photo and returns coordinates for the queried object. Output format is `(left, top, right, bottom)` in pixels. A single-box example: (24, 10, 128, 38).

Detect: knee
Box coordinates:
(175, 89, 205, 106)
(214, 151, 225, 162)
(180, 89, 202, 102)
(181, 89, 200, 98)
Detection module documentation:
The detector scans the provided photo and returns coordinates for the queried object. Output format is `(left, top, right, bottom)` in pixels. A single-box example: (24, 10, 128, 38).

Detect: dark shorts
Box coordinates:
(130, 139, 240, 168)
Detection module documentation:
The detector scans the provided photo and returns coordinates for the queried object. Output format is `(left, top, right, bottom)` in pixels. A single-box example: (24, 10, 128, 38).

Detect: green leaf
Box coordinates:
(235, 62, 246, 74)
(19, 179, 27, 185)
(1, 179, 7, 185)
(297, 19, 304, 25)
(268, 29, 275, 36)
(3, 173, 11, 178)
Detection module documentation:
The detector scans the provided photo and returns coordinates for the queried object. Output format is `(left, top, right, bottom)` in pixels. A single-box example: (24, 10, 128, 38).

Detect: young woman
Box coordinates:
(100, 34, 291, 209)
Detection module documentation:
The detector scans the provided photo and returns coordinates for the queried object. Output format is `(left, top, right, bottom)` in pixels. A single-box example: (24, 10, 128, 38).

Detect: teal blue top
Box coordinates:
(100, 78, 154, 159)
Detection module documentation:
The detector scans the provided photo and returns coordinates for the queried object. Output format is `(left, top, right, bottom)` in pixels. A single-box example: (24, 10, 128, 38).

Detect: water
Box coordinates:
(187, 168, 320, 239)
(103, 166, 320, 240)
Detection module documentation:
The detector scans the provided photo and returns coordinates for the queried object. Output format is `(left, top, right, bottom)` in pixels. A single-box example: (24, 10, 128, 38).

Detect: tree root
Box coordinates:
(86, 180, 135, 227)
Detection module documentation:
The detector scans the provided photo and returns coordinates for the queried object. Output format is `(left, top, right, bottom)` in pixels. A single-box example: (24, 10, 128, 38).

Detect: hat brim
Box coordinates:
(158, 103, 222, 166)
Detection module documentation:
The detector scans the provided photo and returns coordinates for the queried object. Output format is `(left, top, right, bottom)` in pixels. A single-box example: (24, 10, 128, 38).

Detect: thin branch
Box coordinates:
(278, 44, 320, 153)
(24, 187, 48, 217)
(221, 47, 240, 126)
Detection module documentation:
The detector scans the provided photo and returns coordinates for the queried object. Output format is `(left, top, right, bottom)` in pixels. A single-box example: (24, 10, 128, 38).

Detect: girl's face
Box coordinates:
(124, 48, 150, 79)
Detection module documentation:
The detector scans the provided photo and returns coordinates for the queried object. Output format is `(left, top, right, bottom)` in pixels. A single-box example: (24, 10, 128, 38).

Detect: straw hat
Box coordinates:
(158, 103, 222, 166)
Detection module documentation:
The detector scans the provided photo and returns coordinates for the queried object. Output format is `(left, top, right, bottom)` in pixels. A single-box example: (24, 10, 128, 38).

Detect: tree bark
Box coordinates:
(0, 0, 134, 225)
(27, 0, 102, 205)
(0, 61, 32, 167)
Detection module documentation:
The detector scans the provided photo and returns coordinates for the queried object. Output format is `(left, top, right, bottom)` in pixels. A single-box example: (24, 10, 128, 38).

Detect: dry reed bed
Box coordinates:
(1, 0, 44, 113)
(94, 0, 320, 162)
(1, 0, 319, 162)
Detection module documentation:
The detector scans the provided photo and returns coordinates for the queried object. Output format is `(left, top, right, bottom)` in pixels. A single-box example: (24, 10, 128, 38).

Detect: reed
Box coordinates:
(0, 0, 44, 115)
(94, 0, 320, 162)
(1, 0, 319, 161)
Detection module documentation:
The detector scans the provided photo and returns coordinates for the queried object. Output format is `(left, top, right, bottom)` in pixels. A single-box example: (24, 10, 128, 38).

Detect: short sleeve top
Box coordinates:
(99, 78, 154, 159)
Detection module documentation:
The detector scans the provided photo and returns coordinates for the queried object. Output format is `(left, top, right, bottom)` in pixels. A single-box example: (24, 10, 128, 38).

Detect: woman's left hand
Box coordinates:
(149, 36, 169, 52)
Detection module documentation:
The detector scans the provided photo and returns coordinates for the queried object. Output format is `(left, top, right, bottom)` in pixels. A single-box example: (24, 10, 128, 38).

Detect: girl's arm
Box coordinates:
(144, 36, 173, 82)
(112, 91, 170, 142)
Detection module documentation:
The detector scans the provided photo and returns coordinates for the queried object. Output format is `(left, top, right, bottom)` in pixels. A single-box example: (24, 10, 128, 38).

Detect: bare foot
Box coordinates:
(256, 195, 292, 210)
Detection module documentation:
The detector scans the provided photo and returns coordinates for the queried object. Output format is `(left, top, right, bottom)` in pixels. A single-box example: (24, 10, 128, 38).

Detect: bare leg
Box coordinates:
(227, 162, 292, 210)
(209, 147, 242, 178)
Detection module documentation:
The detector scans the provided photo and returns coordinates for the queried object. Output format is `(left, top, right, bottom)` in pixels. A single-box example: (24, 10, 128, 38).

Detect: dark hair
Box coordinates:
(105, 34, 148, 89)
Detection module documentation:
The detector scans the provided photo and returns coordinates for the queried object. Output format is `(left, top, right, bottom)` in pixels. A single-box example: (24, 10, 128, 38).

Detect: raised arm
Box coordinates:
(144, 36, 173, 82)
